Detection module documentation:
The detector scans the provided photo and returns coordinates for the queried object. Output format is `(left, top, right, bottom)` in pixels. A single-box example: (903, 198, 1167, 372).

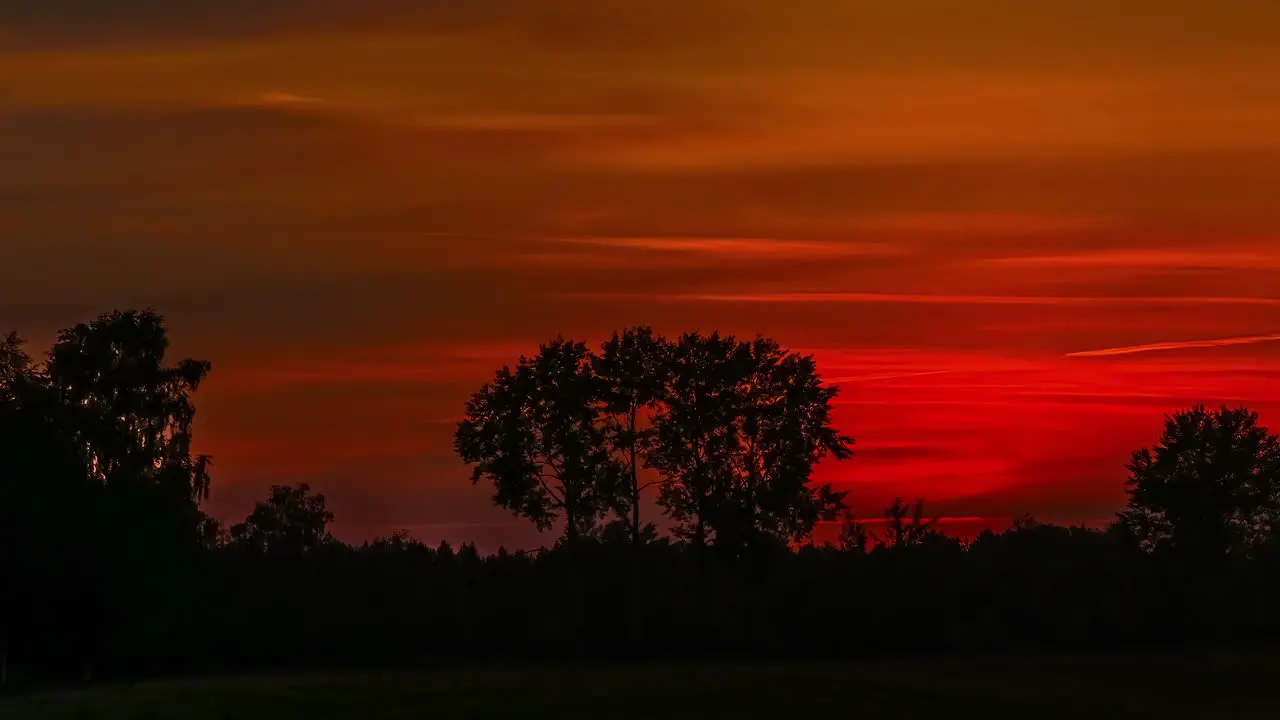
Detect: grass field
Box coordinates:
(2, 654, 1276, 719)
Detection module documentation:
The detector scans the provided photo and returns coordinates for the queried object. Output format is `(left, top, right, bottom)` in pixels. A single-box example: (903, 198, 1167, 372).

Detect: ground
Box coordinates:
(2, 654, 1274, 719)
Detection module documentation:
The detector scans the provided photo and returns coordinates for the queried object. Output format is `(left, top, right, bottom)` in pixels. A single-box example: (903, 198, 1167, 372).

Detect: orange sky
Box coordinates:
(3, 1, 1279, 547)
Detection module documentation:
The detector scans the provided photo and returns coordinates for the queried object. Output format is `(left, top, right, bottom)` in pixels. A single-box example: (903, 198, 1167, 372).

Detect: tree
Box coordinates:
(231, 484, 335, 556)
(0, 331, 58, 685)
(0, 310, 214, 681)
(47, 309, 213, 502)
(456, 339, 621, 543)
(878, 497, 939, 548)
(837, 512, 871, 553)
(594, 327, 671, 546)
(648, 332, 746, 551)
(731, 337, 854, 550)
(649, 333, 854, 557)
(1119, 405, 1280, 560)
(0, 333, 32, 399)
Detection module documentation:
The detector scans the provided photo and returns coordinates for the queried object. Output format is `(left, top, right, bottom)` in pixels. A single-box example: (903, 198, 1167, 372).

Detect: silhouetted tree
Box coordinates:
(0, 333, 32, 397)
(879, 498, 938, 548)
(1119, 405, 1280, 560)
(648, 332, 747, 551)
(731, 337, 853, 551)
(0, 332, 39, 685)
(1, 310, 214, 682)
(230, 484, 334, 556)
(47, 309, 212, 501)
(53, 311, 213, 678)
(649, 333, 853, 558)
(835, 511, 871, 553)
(594, 327, 671, 545)
(456, 339, 621, 543)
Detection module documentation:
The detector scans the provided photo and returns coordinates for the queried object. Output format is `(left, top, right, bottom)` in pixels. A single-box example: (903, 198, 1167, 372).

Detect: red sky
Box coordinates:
(3, 1, 1279, 548)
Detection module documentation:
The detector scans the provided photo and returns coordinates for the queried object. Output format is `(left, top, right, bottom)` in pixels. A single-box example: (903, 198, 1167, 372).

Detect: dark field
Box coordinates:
(2, 654, 1276, 719)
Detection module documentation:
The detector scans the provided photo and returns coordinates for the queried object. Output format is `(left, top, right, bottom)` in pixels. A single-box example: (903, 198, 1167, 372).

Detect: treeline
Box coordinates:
(3, 311, 1280, 687)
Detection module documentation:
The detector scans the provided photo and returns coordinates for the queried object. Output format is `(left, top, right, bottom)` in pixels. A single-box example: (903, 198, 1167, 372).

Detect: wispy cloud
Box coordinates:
(569, 292, 1280, 306)
(826, 370, 954, 384)
(416, 113, 659, 131)
(250, 92, 326, 106)
(1067, 334, 1280, 358)
(842, 212, 1116, 236)
(546, 237, 900, 259)
(986, 249, 1280, 271)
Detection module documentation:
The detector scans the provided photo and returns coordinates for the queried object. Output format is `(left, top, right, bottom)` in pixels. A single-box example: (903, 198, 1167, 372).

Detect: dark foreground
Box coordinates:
(2, 654, 1276, 719)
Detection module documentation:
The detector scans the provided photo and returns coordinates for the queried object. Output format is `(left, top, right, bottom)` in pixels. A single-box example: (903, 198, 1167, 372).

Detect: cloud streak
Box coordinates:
(569, 292, 1280, 307)
(1067, 334, 1280, 358)
(546, 237, 901, 259)
(826, 370, 955, 384)
(986, 249, 1280, 271)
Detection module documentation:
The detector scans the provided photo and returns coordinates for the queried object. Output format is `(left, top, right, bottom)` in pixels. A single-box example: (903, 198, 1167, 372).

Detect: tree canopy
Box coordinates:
(455, 339, 621, 543)
(230, 483, 335, 556)
(458, 328, 854, 555)
(1120, 405, 1280, 559)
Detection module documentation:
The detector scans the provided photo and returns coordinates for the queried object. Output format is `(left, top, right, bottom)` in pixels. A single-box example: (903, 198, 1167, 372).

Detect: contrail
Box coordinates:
(1066, 334, 1280, 358)
(826, 370, 954, 383)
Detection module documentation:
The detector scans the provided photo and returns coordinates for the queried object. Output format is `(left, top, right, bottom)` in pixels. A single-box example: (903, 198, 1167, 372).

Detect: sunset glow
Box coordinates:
(3, 1, 1278, 548)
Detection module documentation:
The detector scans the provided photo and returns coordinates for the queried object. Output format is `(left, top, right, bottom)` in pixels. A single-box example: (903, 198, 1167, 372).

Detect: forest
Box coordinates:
(3, 310, 1280, 687)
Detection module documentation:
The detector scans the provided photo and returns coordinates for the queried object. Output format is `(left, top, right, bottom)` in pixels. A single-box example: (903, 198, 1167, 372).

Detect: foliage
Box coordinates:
(879, 498, 940, 548)
(0, 310, 214, 682)
(457, 329, 852, 557)
(456, 339, 621, 542)
(47, 309, 212, 501)
(648, 331, 748, 549)
(0, 332, 33, 398)
(594, 326, 671, 545)
(1120, 405, 1280, 559)
(643, 332, 854, 557)
(230, 484, 334, 556)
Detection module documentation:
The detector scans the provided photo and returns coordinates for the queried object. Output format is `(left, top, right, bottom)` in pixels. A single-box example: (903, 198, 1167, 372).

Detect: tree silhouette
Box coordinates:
(0, 333, 32, 397)
(832, 510, 871, 553)
(1120, 405, 1280, 560)
(648, 332, 746, 551)
(231, 484, 334, 556)
(3, 339, 59, 681)
(594, 327, 671, 546)
(649, 333, 853, 557)
(0, 310, 214, 683)
(731, 337, 853, 551)
(456, 339, 621, 543)
(47, 309, 212, 502)
(879, 498, 938, 548)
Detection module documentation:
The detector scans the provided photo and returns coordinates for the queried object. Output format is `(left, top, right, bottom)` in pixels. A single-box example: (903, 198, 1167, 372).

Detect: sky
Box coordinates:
(3, 1, 1279, 548)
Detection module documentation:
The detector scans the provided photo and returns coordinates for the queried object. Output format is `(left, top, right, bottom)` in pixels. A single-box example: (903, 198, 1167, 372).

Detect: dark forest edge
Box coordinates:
(3, 310, 1280, 689)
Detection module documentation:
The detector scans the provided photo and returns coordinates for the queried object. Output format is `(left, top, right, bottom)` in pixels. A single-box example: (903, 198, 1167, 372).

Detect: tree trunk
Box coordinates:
(560, 501, 585, 661)
(630, 454, 641, 546)
(629, 407, 642, 547)
(564, 504, 578, 546)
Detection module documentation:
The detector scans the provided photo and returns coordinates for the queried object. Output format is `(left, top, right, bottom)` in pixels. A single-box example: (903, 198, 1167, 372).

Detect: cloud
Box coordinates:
(986, 249, 1280, 271)
(842, 213, 1118, 236)
(250, 92, 326, 106)
(545, 236, 902, 259)
(417, 113, 660, 131)
(570, 292, 1280, 307)
(1067, 334, 1280, 358)
(826, 370, 955, 384)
